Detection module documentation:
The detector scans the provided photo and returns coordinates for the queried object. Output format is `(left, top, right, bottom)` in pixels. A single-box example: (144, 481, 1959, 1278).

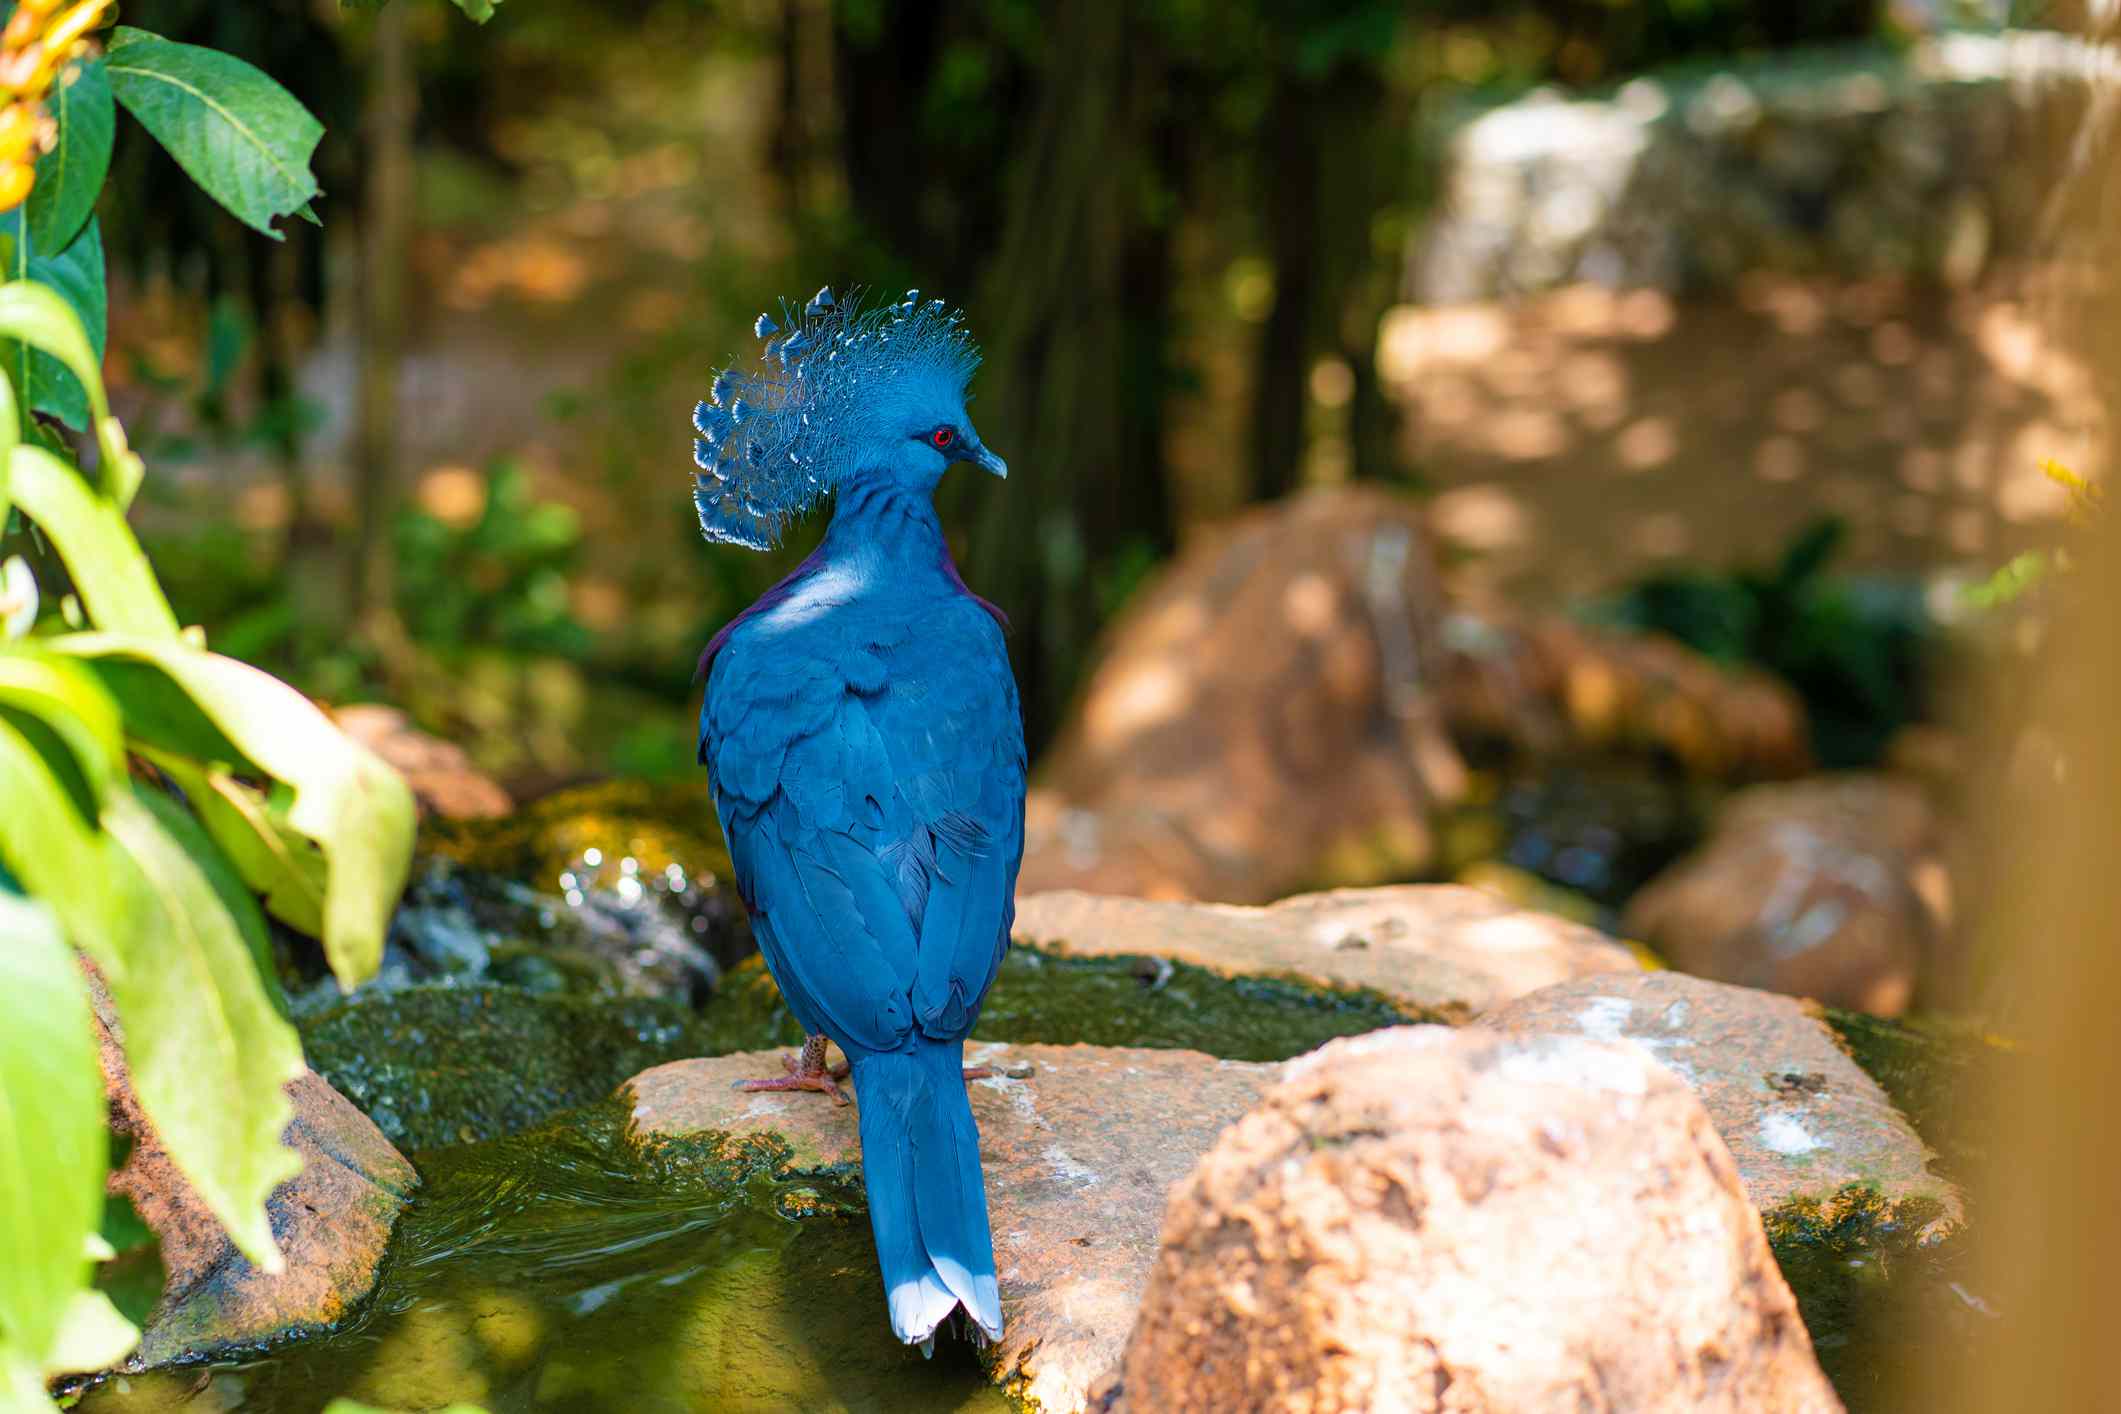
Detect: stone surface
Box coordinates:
(1012, 885, 1641, 1022)
(1111, 1027, 1843, 1414)
(1023, 486, 1466, 904)
(622, 1043, 1278, 1414)
(1413, 34, 2075, 302)
(1479, 969, 1960, 1229)
(331, 703, 512, 820)
(92, 973, 417, 1368)
(1441, 609, 1813, 783)
(1624, 774, 1953, 1015)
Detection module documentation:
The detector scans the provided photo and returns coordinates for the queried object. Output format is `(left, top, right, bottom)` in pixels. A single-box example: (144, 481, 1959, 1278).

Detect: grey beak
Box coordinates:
(965, 443, 1008, 479)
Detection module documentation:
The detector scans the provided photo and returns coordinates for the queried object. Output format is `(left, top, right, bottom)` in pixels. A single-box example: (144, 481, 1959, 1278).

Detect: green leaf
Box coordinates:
(56, 634, 415, 987)
(451, 0, 502, 20)
(0, 646, 122, 812)
(132, 783, 285, 1021)
(106, 29, 323, 240)
(0, 281, 138, 502)
(0, 893, 107, 1372)
(5, 446, 178, 637)
(0, 715, 131, 950)
(152, 754, 326, 947)
(43, 1289, 139, 1376)
(0, 214, 108, 432)
(28, 59, 115, 259)
(98, 786, 304, 1271)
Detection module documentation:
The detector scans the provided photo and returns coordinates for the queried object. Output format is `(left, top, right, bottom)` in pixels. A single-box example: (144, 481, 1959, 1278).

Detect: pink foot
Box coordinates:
(736, 1036, 850, 1106)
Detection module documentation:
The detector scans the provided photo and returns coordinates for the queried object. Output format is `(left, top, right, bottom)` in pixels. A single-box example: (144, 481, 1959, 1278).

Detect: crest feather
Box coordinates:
(691, 287, 982, 549)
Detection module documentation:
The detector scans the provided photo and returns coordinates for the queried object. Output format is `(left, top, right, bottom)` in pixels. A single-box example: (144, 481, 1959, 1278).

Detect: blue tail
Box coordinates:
(848, 1040, 1002, 1347)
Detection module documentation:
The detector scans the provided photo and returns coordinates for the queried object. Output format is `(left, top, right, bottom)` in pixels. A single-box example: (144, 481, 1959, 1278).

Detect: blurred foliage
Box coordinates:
(1597, 518, 1934, 769)
(1963, 459, 2105, 610)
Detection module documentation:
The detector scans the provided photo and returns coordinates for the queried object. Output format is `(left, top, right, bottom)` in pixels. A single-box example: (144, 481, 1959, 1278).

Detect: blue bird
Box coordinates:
(692, 288, 1023, 1352)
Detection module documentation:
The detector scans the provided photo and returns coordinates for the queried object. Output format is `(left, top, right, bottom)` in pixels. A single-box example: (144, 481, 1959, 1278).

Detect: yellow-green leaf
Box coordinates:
(0, 644, 124, 809)
(56, 634, 413, 987)
(0, 893, 106, 1373)
(43, 1289, 138, 1378)
(0, 283, 137, 499)
(99, 787, 304, 1271)
(152, 754, 326, 944)
(5, 448, 176, 638)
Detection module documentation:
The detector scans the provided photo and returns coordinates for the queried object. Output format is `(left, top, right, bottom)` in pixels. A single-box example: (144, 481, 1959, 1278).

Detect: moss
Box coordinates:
(300, 984, 747, 1151)
(1823, 1007, 2017, 1185)
(1765, 1186, 1982, 1414)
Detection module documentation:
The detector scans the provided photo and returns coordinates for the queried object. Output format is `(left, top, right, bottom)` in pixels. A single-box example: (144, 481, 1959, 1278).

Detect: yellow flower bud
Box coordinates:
(0, 103, 36, 164)
(0, 161, 37, 213)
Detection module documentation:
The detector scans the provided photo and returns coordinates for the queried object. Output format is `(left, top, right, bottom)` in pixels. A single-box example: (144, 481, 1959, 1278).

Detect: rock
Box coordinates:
(622, 1043, 1278, 1414)
(1479, 969, 1960, 1231)
(1112, 1027, 1843, 1413)
(1024, 487, 1467, 904)
(1623, 774, 1953, 1015)
(92, 978, 416, 1368)
(330, 703, 512, 820)
(1011, 885, 1641, 1022)
(1440, 609, 1813, 783)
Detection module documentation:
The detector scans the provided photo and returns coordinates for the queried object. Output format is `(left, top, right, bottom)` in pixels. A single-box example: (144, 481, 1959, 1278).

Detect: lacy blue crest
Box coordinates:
(692, 286, 982, 549)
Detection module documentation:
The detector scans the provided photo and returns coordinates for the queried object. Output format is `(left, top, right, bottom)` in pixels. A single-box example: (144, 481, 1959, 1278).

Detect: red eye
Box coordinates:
(931, 426, 955, 450)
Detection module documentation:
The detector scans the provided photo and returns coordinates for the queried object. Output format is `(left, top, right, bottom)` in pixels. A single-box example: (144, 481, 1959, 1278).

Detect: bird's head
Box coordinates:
(690, 287, 1005, 550)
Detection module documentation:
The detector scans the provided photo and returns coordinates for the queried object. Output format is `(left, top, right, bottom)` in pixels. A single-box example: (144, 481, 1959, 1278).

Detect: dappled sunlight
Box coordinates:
(1381, 275, 2106, 603)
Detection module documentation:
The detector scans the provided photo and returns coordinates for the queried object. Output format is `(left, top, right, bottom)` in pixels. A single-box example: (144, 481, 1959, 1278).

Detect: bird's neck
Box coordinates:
(819, 479, 953, 579)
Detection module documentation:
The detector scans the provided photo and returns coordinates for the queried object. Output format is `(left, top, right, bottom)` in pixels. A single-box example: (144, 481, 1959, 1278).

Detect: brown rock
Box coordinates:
(622, 1043, 1277, 1413)
(1623, 774, 1953, 1014)
(1025, 486, 1466, 904)
(1013, 885, 1641, 1021)
(91, 974, 418, 1368)
(331, 703, 513, 820)
(1440, 608, 1814, 782)
(1114, 1027, 1843, 1414)
(1479, 969, 1960, 1229)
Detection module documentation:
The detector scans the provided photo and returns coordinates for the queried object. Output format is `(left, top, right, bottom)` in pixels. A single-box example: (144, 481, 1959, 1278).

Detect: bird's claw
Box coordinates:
(735, 1046, 851, 1105)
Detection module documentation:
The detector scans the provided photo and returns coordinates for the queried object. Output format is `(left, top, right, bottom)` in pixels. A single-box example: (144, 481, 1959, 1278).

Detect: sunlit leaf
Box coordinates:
(132, 783, 285, 1021)
(57, 634, 415, 987)
(152, 754, 326, 947)
(99, 787, 303, 1272)
(28, 59, 114, 261)
(0, 212, 108, 432)
(0, 893, 106, 1371)
(5, 447, 177, 637)
(0, 714, 127, 946)
(0, 644, 124, 808)
(0, 283, 138, 500)
(43, 1289, 139, 1377)
(106, 29, 324, 240)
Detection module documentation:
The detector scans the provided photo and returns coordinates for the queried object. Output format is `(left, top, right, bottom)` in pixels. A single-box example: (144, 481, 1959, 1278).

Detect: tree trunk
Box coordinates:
(350, 4, 413, 654)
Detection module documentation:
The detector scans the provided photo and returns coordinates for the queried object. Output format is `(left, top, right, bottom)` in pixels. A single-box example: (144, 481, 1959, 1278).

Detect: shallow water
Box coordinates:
(77, 1107, 1008, 1414)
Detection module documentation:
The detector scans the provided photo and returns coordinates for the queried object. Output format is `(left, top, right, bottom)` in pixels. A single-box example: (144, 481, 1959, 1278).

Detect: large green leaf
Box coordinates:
(106, 29, 323, 240)
(132, 782, 285, 1021)
(5, 447, 177, 637)
(0, 282, 138, 502)
(56, 634, 414, 987)
(0, 645, 123, 809)
(28, 59, 114, 261)
(0, 212, 107, 432)
(0, 715, 129, 947)
(98, 787, 304, 1271)
(153, 754, 326, 946)
(0, 893, 107, 1372)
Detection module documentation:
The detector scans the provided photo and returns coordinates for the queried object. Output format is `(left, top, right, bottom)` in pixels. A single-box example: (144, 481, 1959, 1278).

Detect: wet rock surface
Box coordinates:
(98, 986, 416, 1372)
(1112, 1027, 1842, 1414)
(622, 1043, 1279, 1414)
(1479, 969, 1960, 1232)
(1012, 884, 1641, 1022)
(1625, 773, 1954, 1015)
